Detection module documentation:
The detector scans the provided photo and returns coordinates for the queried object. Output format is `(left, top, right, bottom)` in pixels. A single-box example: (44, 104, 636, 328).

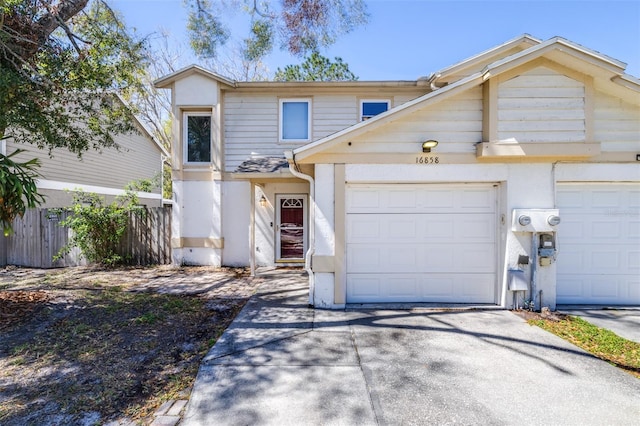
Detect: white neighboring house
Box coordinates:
(155, 35, 640, 310)
(2, 103, 169, 207)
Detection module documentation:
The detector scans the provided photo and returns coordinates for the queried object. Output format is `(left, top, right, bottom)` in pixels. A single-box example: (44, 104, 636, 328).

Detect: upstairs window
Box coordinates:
(361, 100, 390, 121)
(280, 99, 311, 142)
(184, 112, 211, 163)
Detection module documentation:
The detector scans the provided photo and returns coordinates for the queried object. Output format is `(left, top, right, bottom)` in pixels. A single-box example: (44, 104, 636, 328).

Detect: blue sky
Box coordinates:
(110, 0, 640, 80)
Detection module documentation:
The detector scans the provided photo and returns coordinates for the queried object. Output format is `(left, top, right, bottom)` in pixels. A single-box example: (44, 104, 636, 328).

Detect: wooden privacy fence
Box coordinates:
(0, 207, 171, 268)
(118, 207, 172, 266)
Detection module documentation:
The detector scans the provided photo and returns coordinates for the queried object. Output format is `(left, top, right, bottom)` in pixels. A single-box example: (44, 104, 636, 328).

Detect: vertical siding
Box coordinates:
(594, 90, 640, 152)
(6, 129, 163, 196)
(498, 66, 586, 142)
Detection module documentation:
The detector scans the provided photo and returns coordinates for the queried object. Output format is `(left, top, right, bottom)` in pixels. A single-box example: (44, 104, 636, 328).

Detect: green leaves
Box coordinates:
(1, 0, 147, 156)
(56, 179, 154, 266)
(243, 19, 274, 62)
(183, 0, 368, 61)
(0, 149, 45, 236)
(274, 52, 358, 81)
(186, 0, 229, 59)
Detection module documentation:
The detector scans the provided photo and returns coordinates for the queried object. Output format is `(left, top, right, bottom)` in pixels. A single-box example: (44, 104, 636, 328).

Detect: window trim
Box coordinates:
(183, 111, 212, 165)
(360, 99, 390, 121)
(279, 98, 312, 143)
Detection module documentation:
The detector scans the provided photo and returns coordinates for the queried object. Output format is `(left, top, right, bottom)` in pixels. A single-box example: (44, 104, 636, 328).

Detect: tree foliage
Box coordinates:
(0, 0, 147, 153)
(0, 0, 148, 233)
(0, 149, 45, 235)
(274, 52, 358, 81)
(185, 0, 368, 61)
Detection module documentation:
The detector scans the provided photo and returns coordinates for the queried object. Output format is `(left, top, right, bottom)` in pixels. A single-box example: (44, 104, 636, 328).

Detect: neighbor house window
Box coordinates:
(361, 100, 390, 121)
(184, 112, 211, 163)
(280, 99, 311, 141)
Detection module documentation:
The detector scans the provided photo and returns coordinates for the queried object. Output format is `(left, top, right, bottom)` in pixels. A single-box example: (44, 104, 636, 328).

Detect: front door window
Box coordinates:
(276, 195, 306, 260)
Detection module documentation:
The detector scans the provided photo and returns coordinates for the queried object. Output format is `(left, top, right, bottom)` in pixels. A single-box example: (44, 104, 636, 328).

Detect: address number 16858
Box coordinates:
(415, 156, 439, 164)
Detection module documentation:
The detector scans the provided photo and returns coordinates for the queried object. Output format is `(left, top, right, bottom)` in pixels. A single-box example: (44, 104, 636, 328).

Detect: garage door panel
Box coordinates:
(629, 220, 640, 238)
(349, 218, 381, 240)
(388, 219, 418, 239)
(557, 276, 640, 304)
(348, 214, 495, 243)
(560, 244, 634, 274)
(630, 251, 640, 269)
(346, 184, 495, 214)
(460, 189, 496, 210)
(424, 219, 455, 238)
(388, 190, 418, 209)
(346, 273, 495, 303)
(349, 189, 381, 210)
(590, 190, 623, 208)
(347, 243, 495, 274)
(557, 184, 640, 305)
(590, 219, 623, 239)
(346, 184, 497, 304)
(456, 216, 496, 240)
(348, 276, 381, 299)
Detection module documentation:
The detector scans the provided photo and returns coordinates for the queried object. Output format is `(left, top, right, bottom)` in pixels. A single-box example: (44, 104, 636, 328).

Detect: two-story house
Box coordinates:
(155, 35, 640, 310)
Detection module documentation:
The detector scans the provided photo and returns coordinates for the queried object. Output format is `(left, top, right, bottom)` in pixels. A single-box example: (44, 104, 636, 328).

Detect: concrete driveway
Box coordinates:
(182, 271, 640, 425)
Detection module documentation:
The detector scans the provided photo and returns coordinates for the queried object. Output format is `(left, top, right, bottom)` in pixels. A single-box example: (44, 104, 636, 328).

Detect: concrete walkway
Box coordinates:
(181, 270, 640, 425)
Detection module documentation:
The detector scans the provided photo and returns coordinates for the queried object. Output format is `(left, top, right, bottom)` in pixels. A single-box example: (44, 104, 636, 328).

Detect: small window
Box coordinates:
(361, 100, 390, 121)
(280, 99, 311, 141)
(184, 112, 211, 163)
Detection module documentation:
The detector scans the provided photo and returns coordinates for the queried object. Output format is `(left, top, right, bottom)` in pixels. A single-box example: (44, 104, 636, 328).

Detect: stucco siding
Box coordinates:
(594, 90, 640, 151)
(7, 129, 163, 197)
(498, 66, 586, 143)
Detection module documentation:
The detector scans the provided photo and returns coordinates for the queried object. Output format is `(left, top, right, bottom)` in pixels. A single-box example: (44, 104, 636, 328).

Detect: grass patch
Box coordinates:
(529, 315, 640, 378)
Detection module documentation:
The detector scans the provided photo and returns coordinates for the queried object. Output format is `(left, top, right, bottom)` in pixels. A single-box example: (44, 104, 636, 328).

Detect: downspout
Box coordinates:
(285, 150, 315, 307)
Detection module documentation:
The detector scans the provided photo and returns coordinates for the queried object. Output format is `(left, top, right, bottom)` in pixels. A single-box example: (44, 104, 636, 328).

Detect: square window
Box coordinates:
(280, 99, 311, 141)
(361, 100, 390, 121)
(184, 113, 211, 163)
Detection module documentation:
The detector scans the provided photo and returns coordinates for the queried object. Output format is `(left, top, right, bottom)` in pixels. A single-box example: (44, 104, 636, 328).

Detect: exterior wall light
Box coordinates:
(518, 215, 531, 226)
(422, 140, 439, 153)
(547, 215, 561, 226)
(259, 195, 268, 208)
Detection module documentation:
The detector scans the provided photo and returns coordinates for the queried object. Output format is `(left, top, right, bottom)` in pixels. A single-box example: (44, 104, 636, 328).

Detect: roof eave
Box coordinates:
(154, 64, 236, 89)
(431, 34, 542, 81)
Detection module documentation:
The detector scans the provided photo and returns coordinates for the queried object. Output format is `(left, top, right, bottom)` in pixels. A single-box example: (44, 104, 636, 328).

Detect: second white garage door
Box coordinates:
(557, 184, 640, 305)
(346, 184, 497, 303)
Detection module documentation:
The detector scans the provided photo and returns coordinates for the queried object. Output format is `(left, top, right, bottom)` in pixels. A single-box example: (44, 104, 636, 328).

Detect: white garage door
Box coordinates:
(557, 184, 640, 305)
(346, 184, 497, 303)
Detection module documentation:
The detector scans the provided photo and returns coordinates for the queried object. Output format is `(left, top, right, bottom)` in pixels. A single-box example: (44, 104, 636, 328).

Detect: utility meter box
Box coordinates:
(508, 269, 528, 291)
(512, 209, 561, 232)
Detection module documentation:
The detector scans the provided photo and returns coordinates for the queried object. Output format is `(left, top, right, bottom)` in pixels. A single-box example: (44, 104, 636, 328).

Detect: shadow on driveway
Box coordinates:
(182, 272, 640, 426)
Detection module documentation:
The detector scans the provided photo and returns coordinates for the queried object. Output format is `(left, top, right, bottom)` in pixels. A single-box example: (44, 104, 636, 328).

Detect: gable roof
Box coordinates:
(292, 36, 639, 162)
(114, 93, 170, 158)
(423, 34, 542, 86)
(154, 64, 236, 89)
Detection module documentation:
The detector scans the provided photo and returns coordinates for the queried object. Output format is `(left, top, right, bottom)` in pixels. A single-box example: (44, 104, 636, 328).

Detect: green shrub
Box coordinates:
(56, 178, 156, 265)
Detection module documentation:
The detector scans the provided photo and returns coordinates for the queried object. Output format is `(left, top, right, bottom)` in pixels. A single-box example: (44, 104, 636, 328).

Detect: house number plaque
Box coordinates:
(415, 156, 440, 164)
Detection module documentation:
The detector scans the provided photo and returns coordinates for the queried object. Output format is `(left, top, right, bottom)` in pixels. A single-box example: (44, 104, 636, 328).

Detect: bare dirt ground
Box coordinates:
(0, 265, 261, 425)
